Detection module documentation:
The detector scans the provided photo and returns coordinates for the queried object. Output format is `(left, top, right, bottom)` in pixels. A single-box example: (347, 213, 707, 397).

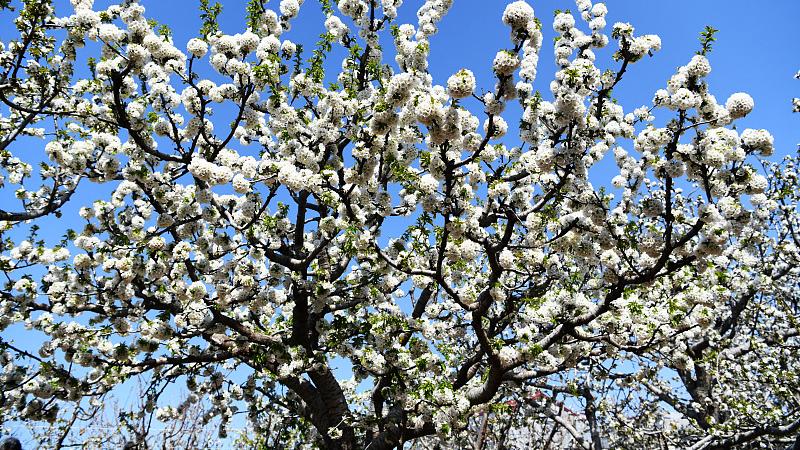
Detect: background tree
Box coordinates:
(0, 0, 798, 449)
(11, 377, 223, 450)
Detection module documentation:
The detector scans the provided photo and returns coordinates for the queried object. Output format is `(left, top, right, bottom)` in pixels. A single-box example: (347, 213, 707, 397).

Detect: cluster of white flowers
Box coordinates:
(446, 69, 476, 99)
(502, 1, 534, 31)
(725, 92, 754, 119)
(337, 0, 366, 20)
(484, 116, 508, 139)
(629, 34, 661, 59)
(188, 155, 233, 185)
(687, 54, 712, 77)
(671, 87, 702, 110)
(416, 0, 453, 40)
(186, 38, 209, 58)
(553, 12, 575, 33)
(492, 50, 520, 76)
(279, 0, 303, 19)
(324, 15, 348, 41)
(417, 174, 439, 194)
(700, 127, 741, 167)
(740, 128, 774, 156)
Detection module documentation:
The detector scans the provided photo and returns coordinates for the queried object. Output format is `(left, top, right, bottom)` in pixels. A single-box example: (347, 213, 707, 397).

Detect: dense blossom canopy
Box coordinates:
(0, 0, 798, 449)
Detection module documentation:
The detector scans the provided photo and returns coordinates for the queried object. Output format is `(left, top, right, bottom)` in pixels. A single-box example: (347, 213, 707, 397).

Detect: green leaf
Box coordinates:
(199, 0, 223, 38)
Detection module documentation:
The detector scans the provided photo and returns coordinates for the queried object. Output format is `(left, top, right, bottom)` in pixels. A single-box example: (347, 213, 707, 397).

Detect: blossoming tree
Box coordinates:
(1, 0, 798, 448)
